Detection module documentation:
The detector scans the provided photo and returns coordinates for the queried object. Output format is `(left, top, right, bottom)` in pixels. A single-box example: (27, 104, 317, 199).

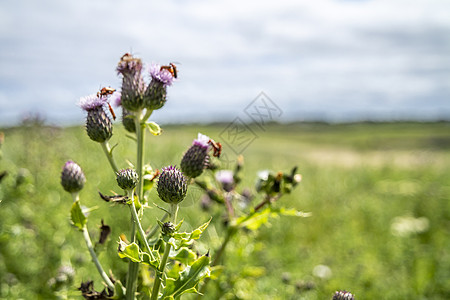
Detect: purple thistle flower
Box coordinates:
(332, 290, 355, 300)
(215, 170, 234, 192)
(143, 63, 176, 110)
(149, 64, 174, 87)
(61, 160, 86, 194)
(157, 166, 187, 204)
(79, 94, 108, 111)
(116, 53, 143, 76)
(79, 93, 113, 143)
(117, 53, 145, 111)
(180, 133, 211, 178)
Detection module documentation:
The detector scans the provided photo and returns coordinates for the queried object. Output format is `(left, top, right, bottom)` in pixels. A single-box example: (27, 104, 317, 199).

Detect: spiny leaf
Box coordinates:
(118, 241, 141, 263)
(161, 255, 211, 299)
(167, 219, 211, 250)
(169, 247, 197, 265)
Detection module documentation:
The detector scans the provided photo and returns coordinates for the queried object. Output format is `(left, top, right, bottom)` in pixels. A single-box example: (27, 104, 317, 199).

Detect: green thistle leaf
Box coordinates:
(161, 255, 211, 299)
(70, 200, 86, 231)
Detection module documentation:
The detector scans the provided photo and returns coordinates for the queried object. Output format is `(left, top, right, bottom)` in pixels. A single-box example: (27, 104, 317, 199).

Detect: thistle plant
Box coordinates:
(59, 52, 349, 299)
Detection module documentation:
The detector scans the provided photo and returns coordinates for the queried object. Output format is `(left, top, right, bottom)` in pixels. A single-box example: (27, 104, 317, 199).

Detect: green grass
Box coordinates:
(0, 122, 449, 299)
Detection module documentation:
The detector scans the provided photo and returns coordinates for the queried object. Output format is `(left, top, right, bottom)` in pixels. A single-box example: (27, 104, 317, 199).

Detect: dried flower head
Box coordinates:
(61, 161, 86, 194)
(116, 168, 139, 191)
(157, 166, 187, 204)
(180, 133, 211, 178)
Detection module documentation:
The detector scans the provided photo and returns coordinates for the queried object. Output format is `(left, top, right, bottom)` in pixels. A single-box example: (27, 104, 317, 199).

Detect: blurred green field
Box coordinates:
(0, 121, 449, 299)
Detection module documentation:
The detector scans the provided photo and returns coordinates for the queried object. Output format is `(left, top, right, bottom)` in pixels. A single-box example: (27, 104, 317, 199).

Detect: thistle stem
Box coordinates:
(125, 111, 146, 300)
(82, 226, 115, 290)
(129, 194, 155, 261)
(101, 141, 119, 174)
(71, 194, 114, 291)
(150, 204, 178, 300)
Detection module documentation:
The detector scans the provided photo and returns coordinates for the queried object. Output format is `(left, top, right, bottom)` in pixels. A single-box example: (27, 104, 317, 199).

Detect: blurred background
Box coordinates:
(1, 0, 450, 126)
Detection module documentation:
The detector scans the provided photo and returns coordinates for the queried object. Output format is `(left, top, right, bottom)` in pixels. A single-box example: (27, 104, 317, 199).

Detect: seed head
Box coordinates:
(332, 290, 355, 300)
(157, 166, 187, 204)
(61, 161, 86, 194)
(116, 168, 139, 191)
(180, 133, 211, 178)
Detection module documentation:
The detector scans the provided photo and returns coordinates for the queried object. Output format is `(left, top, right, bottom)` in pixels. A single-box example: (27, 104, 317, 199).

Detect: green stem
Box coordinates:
(82, 226, 115, 290)
(125, 111, 147, 300)
(129, 195, 155, 261)
(150, 204, 178, 300)
(101, 141, 119, 174)
(71, 194, 114, 291)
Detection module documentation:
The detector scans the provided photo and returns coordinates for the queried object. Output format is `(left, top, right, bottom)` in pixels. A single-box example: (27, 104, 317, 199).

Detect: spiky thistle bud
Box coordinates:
(180, 133, 210, 178)
(116, 168, 138, 191)
(332, 290, 355, 300)
(116, 53, 145, 111)
(160, 222, 176, 236)
(143, 64, 175, 110)
(79, 94, 113, 143)
(61, 161, 86, 194)
(157, 166, 187, 204)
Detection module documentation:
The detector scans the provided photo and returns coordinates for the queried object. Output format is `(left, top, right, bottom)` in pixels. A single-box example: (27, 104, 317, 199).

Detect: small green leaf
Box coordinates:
(146, 121, 162, 136)
(118, 241, 141, 263)
(142, 252, 160, 270)
(110, 280, 126, 299)
(70, 200, 86, 230)
(161, 255, 211, 299)
(169, 247, 197, 265)
(168, 219, 211, 250)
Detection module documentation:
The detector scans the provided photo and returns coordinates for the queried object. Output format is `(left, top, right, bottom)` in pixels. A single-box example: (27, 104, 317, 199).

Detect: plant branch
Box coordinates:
(101, 141, 119, 174)
(150, 204, 178, 300)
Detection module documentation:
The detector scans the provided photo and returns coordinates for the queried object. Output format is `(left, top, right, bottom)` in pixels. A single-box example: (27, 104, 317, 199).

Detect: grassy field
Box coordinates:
(0, 121, 449, 299)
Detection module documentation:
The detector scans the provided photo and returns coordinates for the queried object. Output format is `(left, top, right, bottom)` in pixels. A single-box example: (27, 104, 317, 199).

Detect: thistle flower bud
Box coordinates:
(116, 168, 139, 191)
(79, 94, 113, 143)
(61, 161, 86, 194)
(180, 133, 210, 178)
(143, 64, 175, 110)
(157, 166, 187, 204)
(160, 222, 176, 236)
(117, 53, 145, 111)
(332, 290, 355, 300)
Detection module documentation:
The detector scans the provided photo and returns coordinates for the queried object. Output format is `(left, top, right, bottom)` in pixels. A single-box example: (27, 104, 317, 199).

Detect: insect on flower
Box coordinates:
(97, 87, 116, 98)
(97, 87, 117, 120)
(208, 139, 222, 158)
(160, 63, 178, 79)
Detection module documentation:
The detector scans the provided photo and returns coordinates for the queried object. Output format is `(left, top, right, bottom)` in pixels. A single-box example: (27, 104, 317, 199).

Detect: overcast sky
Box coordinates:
(1, 0, 449, 126)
